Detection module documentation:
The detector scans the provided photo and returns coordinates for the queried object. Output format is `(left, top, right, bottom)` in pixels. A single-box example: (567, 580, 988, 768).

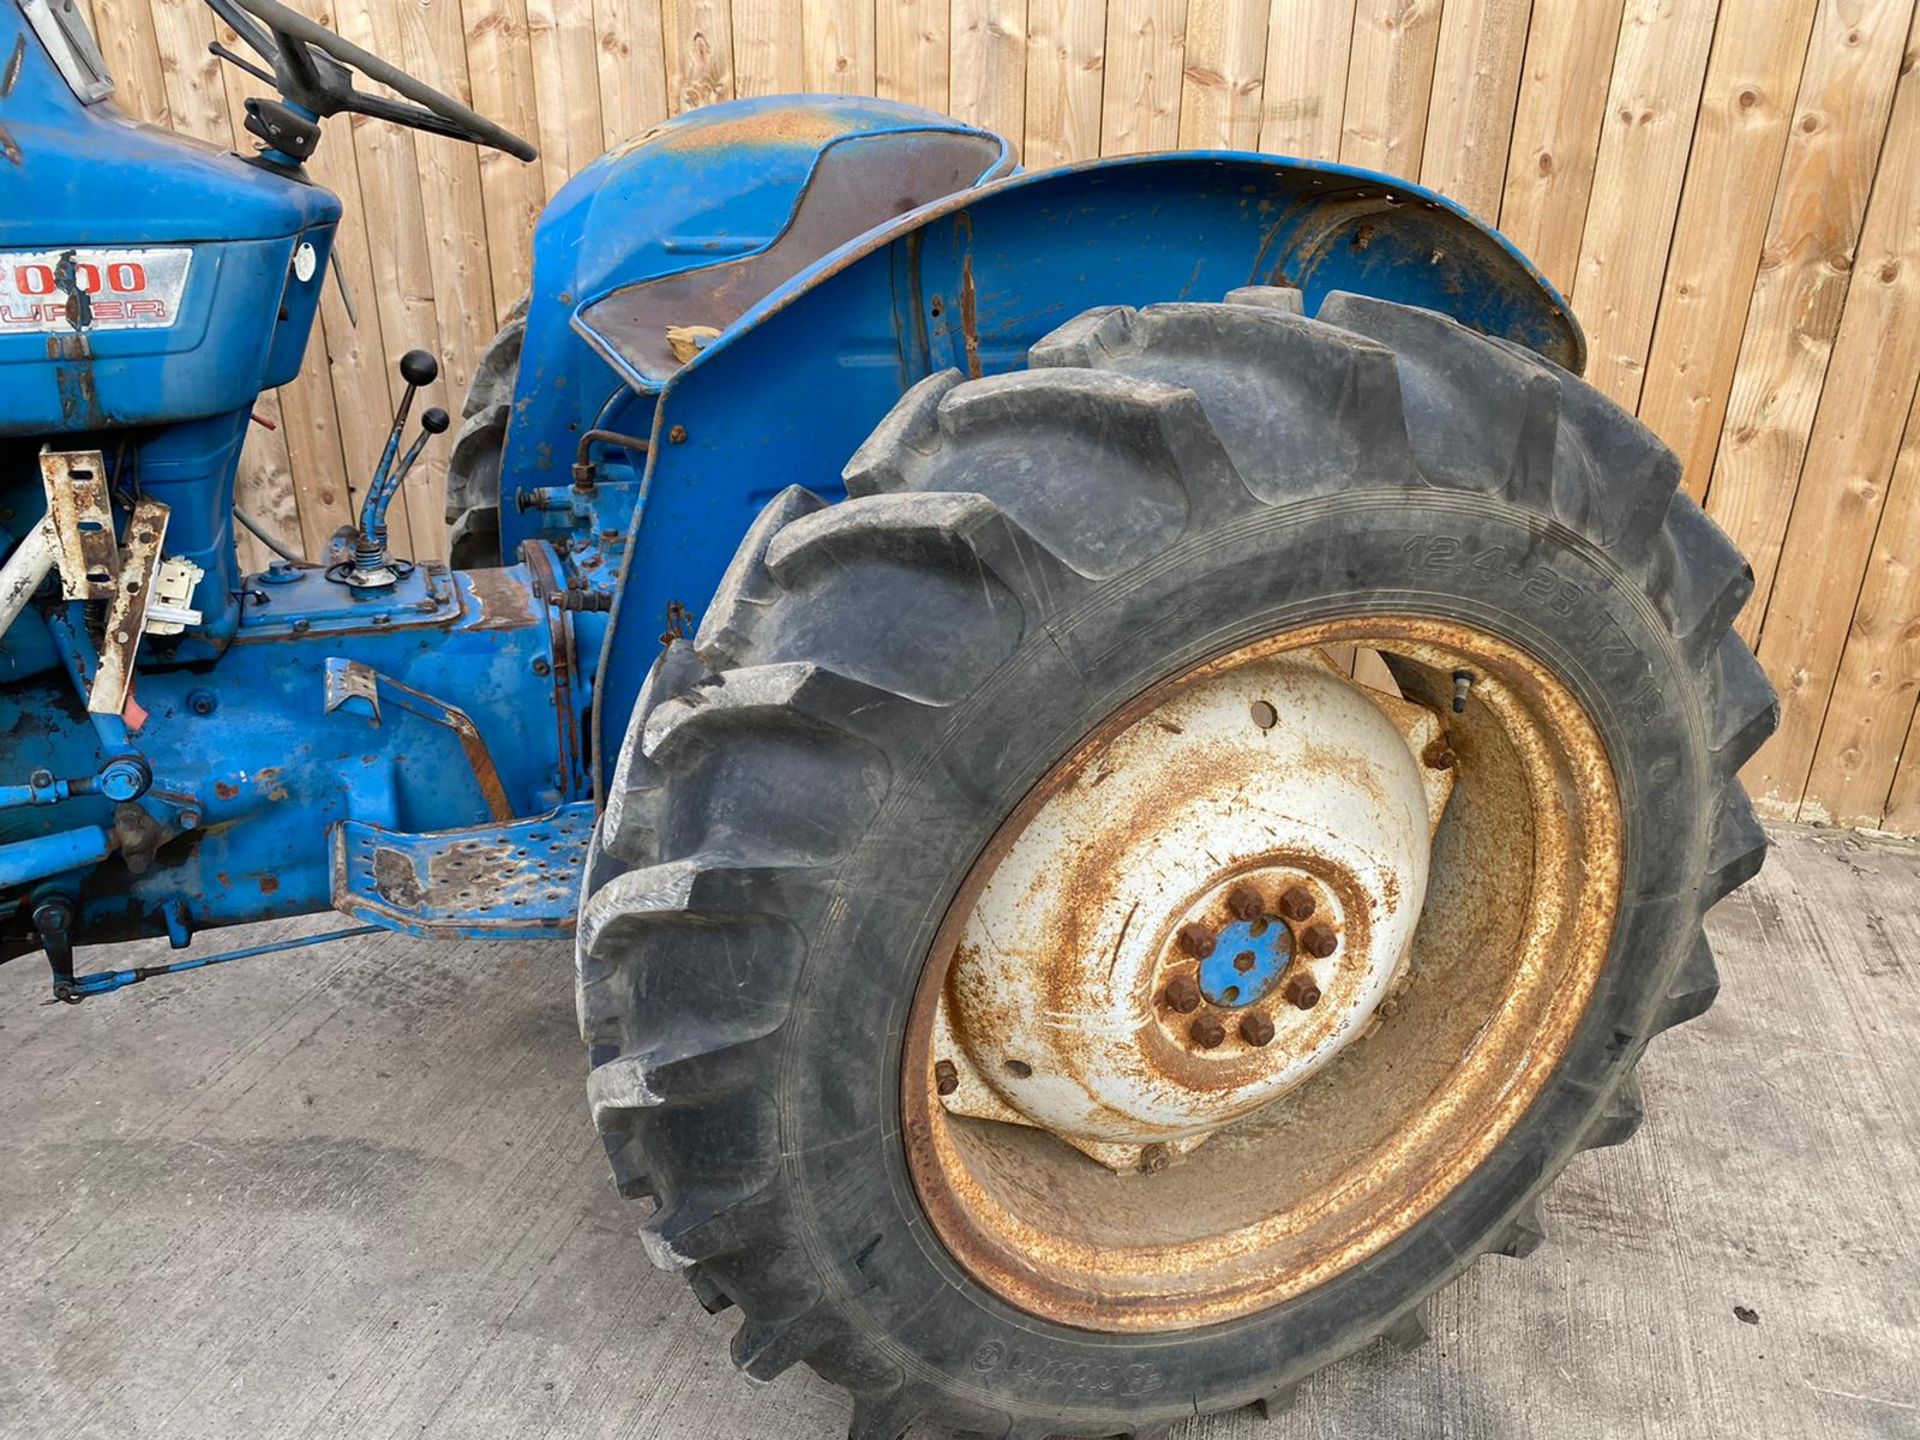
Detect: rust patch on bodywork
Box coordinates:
(463, 565, 536, 631)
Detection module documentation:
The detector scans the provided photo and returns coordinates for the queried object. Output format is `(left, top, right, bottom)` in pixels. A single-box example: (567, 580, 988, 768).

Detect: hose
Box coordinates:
(232, 506, 303, 565)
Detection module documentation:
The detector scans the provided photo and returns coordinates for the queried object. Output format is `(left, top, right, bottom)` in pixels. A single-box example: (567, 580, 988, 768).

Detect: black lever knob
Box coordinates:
(420, 406, 450, 436)
(398, 350, 439, 387)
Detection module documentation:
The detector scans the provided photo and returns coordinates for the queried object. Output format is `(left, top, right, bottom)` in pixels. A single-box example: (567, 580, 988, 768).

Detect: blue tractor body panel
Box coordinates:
(0, 0, 1585, 981)
(499, 149, 1582, 787)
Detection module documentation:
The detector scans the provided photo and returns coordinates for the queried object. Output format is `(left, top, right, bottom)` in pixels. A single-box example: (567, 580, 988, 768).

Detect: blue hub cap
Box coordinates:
(1198, 918, 1293, 1008)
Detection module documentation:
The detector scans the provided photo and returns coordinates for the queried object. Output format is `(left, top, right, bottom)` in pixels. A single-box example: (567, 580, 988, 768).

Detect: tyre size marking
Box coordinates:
(1402, 535, 1665, 727)
(0, 246, 192, 333)
(969, 1341, 1165, 1397)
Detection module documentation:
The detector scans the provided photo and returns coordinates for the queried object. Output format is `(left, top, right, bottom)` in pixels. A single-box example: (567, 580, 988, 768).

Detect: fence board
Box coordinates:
(1569, 0, 1721, 409)
(1257, 0, 1354, 160)
(952, 0, 1028, 137)
(1702, 0, 1916, 643)
(460, 0, 545, 307)
(1024, 0, 1105, 162)
(1340, 0, 1444, 178)
(663, 0, 736, 110)
(593, 0, 671, 145)
(735, 0, 806, 95)
(876, 0, 950, 109)
(1420, 0, 1532, 216)
(805, 0, 876, 91)
(1747, 16, 1920, 811)
(1180, 0, 1267, 148)
(1805, 388, 1920, 826)
(1498, 0, 1628, 291)
(1101, 0, 1186, 152)
(52, 0, 1920, 832)
(1637, 0, 1822, 500)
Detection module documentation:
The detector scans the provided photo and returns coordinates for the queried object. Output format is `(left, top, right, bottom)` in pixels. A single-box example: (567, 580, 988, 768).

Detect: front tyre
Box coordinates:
(576, 291, 1776, 1437)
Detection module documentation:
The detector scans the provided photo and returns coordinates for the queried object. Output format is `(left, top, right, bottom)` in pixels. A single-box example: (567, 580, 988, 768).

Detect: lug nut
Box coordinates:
(1191, 1014, 1227, 1049)
(1423, 737, 1457, 770)
(1302, 923, 1338, 958)
(1239, 1012, 1276, 1046)
(934, 1059, 959, 1096)
(1163, 974, 1203, 1013)
(1278, 885, 1315, 922)
(1284, 973, 1322, 1010)
(1177, 922, 1216, 959)
(1226, 883, 1264, 920)
(1139, 1143, 1172, 1174)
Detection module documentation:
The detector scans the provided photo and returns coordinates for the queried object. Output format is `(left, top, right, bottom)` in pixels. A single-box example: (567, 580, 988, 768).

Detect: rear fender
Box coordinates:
(566, 151, 1584, 792)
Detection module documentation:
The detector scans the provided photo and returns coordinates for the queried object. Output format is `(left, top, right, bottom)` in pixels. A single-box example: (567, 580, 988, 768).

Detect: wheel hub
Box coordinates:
(932, 651, 1454, 1172)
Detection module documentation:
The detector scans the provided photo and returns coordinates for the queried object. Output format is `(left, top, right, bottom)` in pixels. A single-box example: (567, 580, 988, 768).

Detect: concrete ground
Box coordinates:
(1, 824, 1915, 1440)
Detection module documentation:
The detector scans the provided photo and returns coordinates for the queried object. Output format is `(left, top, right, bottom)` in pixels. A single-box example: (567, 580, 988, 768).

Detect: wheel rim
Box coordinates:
(901, 615, 1623, 1333)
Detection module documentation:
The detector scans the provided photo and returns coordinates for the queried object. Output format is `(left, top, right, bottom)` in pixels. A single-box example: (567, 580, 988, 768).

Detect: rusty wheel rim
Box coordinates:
(901, 616, 1622, 1333)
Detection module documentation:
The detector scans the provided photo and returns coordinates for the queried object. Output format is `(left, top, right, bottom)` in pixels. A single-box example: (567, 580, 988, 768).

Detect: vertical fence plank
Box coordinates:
(1420, 0, 1531, 216)
(1257, 0, 1354, 159)
(805, 0, 877, 91)
(663, 0, 737, 108)
(1702, 0, 1915, 645)
(331, 0, 441, 555)
(735, 0, 806, 94)
(1340, 0, 1444, 179)
(1498, 0, 1628, 291)
(1025, 0, 1105, 161)
(1745, 28, 1920, 812)
(1101, 0, 1186, 153)
(525, 0, 609, 188)
(461, 0, 546, 309)
(89, 0, 173, 126)
(953, 0, 1028, 140)
(1180, 0, 1267, 147)
(1635, 0, 1822, 499)
(595, 0, 672, 145)
(1567, 0, 1721, 410)
(877, 0, 951, 108)
(1804, 390, 1920, 826)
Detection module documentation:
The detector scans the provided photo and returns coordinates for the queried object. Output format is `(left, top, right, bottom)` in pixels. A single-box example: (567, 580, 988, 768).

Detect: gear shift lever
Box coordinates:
(341, 350, 450, 589)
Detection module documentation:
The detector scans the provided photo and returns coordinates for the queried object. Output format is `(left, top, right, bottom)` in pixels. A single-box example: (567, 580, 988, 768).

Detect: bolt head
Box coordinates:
(1163, 973, 1203, 1013)
(1422, 738, 1457, 770)
(934, 1059, 959, 1096)
(1226, 883, 1265, 920)
(1191, 1013, 1227, 1049)
(1278, 885, 1315, 922)
(1240, 1011, 1276, 1046)
(1302, 923, 1338, 958)
(1284, 974, 1322, 1010)
(1176, 922, 1216, 959)
(1139, 1143, 1172, 1174)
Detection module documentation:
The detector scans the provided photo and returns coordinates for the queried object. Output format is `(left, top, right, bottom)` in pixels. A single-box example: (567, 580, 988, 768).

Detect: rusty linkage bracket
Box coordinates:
(38, 446, 204, 714)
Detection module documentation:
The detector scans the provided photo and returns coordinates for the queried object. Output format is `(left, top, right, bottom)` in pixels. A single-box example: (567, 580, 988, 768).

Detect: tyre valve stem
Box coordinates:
(1451, 670, 1475, 714)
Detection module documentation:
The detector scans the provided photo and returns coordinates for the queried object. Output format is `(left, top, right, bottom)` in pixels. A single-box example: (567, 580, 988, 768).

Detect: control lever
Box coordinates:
(339, 350, 449, 589)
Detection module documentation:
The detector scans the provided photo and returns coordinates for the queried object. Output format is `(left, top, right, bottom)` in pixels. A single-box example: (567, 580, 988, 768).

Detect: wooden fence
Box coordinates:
(74, 0, 1920, 832)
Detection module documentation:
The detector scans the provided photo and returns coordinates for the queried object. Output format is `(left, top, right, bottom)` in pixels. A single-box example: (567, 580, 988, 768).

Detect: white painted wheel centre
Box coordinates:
(934, 649, 1456, 1172)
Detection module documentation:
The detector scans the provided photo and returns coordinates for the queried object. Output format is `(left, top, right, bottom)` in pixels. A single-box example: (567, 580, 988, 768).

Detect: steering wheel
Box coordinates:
(202, 0, 537, 161)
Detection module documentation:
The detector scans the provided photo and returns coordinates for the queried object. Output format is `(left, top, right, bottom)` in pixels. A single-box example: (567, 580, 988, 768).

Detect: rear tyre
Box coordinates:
(445, 295, 526, 569)
(576, 291, 1775, 1437)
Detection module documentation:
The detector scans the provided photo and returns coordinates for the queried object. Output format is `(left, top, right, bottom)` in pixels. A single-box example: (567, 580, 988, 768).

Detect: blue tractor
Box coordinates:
(0, 0, 1776, 1432)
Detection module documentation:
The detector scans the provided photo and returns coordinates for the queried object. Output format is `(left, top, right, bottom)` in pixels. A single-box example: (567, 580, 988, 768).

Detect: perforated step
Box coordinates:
(330, 801, 593, 939)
